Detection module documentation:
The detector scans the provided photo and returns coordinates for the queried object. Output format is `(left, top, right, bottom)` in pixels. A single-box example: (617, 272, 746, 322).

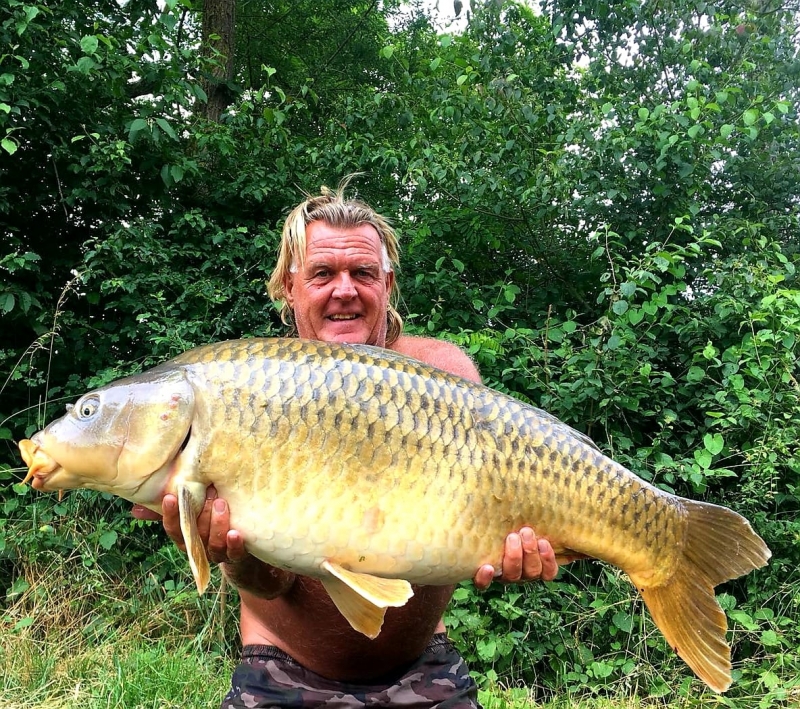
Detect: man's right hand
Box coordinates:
(131, 486, 247, 564)
(132, 489, 296, 599)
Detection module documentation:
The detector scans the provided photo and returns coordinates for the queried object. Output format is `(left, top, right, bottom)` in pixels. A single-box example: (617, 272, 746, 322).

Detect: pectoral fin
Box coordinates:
(177, 484, 210, 595)
(319, 561, 414, 639)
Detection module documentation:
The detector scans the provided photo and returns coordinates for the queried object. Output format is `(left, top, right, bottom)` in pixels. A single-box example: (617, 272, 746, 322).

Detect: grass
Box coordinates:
(0, 634, 233, 709)
(1, 557, 797, 709)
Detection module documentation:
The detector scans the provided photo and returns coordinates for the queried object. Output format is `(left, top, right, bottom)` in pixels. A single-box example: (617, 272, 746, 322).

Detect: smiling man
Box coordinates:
(134, 177, 558, 708)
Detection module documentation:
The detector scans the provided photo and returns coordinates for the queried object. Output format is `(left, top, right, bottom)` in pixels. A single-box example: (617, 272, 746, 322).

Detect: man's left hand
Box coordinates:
(473, 527, 558, 590)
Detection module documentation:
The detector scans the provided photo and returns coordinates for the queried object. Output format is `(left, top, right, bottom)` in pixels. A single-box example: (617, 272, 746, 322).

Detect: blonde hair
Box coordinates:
(267, 175, 403, 345)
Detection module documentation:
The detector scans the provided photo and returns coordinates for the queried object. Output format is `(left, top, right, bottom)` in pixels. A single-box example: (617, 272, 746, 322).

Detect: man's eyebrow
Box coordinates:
(304, 260, 381, 271)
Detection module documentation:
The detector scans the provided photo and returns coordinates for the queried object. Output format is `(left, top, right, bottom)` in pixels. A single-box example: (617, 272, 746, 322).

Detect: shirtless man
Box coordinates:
(133, 179, 558, 707)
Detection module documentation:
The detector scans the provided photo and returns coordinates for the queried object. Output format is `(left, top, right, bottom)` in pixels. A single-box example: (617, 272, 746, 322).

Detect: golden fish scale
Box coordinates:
(168, 339, 684, 585)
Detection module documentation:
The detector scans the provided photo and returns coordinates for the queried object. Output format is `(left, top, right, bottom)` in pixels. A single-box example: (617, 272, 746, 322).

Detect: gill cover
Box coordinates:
(114, 368, 195, 480)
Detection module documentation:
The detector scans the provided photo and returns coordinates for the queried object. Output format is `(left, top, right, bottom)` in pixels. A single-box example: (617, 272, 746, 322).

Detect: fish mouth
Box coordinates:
(19, 439, 62, 490)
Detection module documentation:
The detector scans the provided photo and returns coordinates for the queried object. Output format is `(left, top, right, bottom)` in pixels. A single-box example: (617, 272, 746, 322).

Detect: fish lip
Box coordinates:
(18, 438, 60, 487)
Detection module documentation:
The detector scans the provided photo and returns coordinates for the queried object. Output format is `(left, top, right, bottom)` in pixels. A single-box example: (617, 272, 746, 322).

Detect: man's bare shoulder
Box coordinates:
(390, 335, 481, 384)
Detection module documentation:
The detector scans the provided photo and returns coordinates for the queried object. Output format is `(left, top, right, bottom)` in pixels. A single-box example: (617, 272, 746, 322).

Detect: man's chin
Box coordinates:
(322, 321, 369, 344)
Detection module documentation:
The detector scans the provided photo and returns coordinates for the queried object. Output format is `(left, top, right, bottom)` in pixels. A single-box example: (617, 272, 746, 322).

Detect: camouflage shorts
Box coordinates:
(220, 633, 480, 709)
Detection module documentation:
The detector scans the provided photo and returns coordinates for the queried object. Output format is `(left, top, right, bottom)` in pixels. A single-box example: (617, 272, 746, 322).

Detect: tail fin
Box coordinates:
(635, 499, 771, 693)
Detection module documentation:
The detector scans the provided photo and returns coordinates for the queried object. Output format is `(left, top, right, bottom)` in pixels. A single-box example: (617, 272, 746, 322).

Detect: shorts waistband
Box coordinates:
(241, 632, 453, 663)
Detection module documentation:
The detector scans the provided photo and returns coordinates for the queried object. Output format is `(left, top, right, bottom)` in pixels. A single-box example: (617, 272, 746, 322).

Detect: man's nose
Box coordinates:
(332, 273, 357, 299)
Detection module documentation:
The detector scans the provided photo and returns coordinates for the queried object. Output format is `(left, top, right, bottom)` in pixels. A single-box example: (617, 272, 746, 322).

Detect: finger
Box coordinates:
(520, 527, 543, 580)
(161, 494, 186, 550)
(473, 563, 496, 590)
(226, 530, 247, 562)
(193, 486, 219, 546)
(131, 504, 161, 521)
(207, 498, 232, 563)
(500, 532, 523, 582)
(537, 538, 559, 582)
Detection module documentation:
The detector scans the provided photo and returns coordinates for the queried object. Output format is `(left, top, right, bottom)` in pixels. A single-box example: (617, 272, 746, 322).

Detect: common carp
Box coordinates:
(18, 337, 769, 692)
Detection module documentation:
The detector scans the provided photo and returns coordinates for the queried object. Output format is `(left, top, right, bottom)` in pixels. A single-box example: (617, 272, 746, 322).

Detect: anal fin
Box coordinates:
(177, 484, 211, 595)
(319, 561, 414, 639)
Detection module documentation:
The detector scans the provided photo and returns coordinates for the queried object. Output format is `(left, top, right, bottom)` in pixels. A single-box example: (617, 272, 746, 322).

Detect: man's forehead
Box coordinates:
(293, 221, 392, 272)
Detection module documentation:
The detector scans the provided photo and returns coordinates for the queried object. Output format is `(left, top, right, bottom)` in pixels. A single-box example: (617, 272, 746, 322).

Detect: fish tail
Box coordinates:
(635, 499, 771, 693)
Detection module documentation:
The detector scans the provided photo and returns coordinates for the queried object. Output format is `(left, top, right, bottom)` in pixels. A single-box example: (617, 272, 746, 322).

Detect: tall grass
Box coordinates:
(1, 555, 795, 708)
(0, 553, 235, 709)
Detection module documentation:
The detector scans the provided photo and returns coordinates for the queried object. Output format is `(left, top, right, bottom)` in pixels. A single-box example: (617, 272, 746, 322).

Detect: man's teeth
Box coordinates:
(329, 315, 358, 320)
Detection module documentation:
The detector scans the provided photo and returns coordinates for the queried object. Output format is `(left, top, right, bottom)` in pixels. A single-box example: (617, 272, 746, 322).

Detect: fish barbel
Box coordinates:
(18, 338, 770, 692)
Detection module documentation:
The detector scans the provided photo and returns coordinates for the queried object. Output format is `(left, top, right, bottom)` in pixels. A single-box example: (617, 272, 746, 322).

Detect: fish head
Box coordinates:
(18, 368, 195, 500)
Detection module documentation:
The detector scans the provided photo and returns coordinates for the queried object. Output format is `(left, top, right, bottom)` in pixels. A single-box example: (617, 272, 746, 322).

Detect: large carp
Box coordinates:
(19, 338, 769, 692)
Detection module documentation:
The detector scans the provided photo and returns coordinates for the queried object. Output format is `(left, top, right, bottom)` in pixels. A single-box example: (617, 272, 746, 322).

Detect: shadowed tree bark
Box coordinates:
(201, 0, 237, 121)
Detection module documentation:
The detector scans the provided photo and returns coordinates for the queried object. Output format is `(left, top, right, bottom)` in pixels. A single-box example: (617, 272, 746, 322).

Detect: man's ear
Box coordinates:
(385, 269, 395, 293)
(283, 273, 295, 307)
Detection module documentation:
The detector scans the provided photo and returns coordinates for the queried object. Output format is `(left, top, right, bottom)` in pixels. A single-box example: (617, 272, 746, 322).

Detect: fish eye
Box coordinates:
(75, 396, 100, 419)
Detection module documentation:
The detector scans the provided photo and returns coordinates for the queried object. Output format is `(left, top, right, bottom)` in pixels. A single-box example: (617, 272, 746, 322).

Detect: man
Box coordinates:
(133, 178, 558, 708)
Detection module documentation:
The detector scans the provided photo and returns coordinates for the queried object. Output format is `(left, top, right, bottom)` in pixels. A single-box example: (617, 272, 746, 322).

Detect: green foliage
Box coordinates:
(443, 224, 800, 700)
(1, 0, 799, 703)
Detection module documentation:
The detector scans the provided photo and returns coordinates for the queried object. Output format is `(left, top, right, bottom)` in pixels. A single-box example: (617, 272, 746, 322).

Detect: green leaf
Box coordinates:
(98, 530, 118, 550)
(686, 366, 704, 382)
(760, 629, 780, 647)
(703, 432, 724, 455)
(627, 308, 644, 325)
(75, 56, 96, 74)
(80, 35, 99, 55)
(155, 117, 178, 141)
(720, 123, 734, 138)
(10, 578, 30, 596)
(0, 293, 15, 313)
(611, 300, 628, 315)
(1, 138, 17, 155)
(128, 118, 149, 143)
(612, 611, 633, 633)
(169, 164, 184, 183)
(694, 449, 713, 470)
(743, 109, 759, 126)
(13, 617, 34, 632)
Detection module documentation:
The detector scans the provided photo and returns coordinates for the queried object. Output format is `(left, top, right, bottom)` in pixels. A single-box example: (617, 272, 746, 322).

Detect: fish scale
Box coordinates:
(19, 337, 770, 693)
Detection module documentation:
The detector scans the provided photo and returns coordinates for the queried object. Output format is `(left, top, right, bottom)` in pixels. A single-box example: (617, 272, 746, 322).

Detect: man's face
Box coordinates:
(283, 221, 394, 346)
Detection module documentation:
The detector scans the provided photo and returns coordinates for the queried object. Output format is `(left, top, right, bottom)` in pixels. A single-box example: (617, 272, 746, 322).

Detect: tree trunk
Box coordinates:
(201, 0, 236, 122)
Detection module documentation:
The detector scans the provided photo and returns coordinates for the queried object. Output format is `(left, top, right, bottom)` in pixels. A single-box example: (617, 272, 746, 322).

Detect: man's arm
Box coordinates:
(391, 335, 560, 587)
